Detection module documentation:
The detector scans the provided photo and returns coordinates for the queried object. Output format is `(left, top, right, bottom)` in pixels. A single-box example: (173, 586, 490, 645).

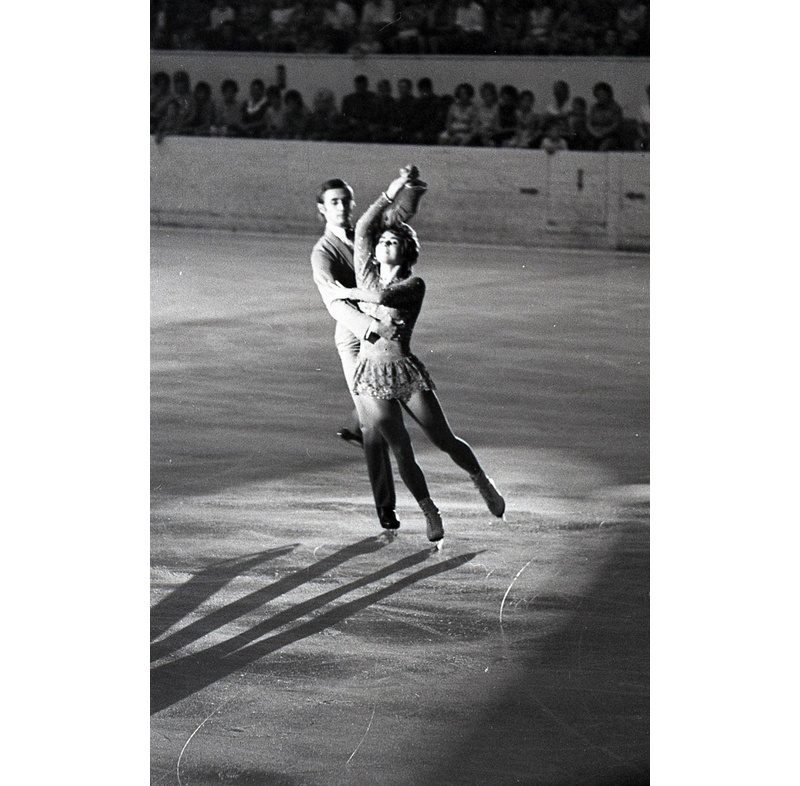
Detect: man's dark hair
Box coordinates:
(316, 178, 354, 205)
(417, 77, 433, 92)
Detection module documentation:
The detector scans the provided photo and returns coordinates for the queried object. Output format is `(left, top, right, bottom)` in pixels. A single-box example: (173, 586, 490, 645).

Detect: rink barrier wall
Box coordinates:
(150, 137, 649, 250)
(151, 51, 650, 118)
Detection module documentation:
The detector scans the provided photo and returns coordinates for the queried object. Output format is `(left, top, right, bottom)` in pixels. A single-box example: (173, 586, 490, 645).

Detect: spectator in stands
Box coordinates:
(154, 98, 182, 143)
(215, 78, 244, 136)
(426, 0, 455, 53)
(151, 0, 171, 49)
(307, 88, 348, 140)
(373, 79, 401, 142)
(266, 0, 301, 52)
(388, 0, 428, 54)
(635, 83, 649, 151)
(550, 0, 590, 55)
(172, 22, 207, 50)
(587, 81, 623, 151)
(451, 0, 488, 54)
(238, 1, 271, 48)
(564, 96, 592, 150)
(321, 0, 359, 52)
(151, 71, 172, 134)
(504, 88, 542, 148)
(348, 22, 383, 54)
(263, 84, 286, 136)
(359, 0, 396, 49)
(492, 1, 525, 54)
(210, 0, 236, 30)
(394, 78, 418, 143)
(492, 84, 519, 146)
(520, 0, 555, 54)
(171, 70, 196, 133)
(185, 81, 217, 135)
(616, 0, 648, 56)
(241, 78, 271, 137)
(544, 79, 570, 124)
(540, 119, 568, 153)
(341, 74, 380, 141)
(472, 81, 500, 146)
(412, 77, 446, 144)
(274, 88, 311, 138)
(597, 28, 625, 56)
(439, 82, 479, 145)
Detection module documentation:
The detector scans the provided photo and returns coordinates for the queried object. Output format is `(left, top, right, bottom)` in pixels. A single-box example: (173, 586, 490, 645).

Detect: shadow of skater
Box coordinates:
(151, 550, 479, 714)
(151, 536, 386, 660)
(151, 545, 299, 641)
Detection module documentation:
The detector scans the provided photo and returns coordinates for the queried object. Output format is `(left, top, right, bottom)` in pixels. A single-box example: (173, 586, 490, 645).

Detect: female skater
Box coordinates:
(326, 166, 505, 543)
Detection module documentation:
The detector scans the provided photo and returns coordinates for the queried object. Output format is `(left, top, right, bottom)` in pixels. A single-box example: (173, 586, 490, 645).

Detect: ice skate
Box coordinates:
(378, 508, 400, 531)
(419, 498, 444, 543)
(471, 471, 506, 518)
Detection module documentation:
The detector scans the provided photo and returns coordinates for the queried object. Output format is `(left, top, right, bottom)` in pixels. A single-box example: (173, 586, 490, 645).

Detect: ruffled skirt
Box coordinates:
(352, 354, 436, 401)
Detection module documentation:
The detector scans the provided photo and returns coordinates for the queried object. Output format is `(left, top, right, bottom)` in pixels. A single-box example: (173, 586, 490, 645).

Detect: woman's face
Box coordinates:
(375, 231, 403, 266)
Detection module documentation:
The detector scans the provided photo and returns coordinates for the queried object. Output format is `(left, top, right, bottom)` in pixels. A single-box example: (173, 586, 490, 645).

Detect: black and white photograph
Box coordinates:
(148, 2, 650, 784)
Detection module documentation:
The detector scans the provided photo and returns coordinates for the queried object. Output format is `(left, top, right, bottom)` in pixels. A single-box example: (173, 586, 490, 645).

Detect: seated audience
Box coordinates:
(171, 70, 196, 133)
(539, 119, 569, 153)
(274, 89, 311, 138)
(387, 0, 428, 53)
(472, 80, 499, 146)
(504, 88, 542, 148)
(185, 81, 217, 135)
(413, 77, 447, 144)
(306, 88, 349, 140)
(587, 81, 623, 151)
(438, 82, 478, 145)
(215, 78, 244, 136)
(616, 0, 648, 56)
(240, 78, 271, 137)
(543, 79, 571, 124)
(394, 77, 418, 143)
(564, 96, 592, 150)
(151, 71, 172, 134)
(359, 0, 396, 49)
(520, 0, 555, 54)
(451, 0, 488, 54)
(492, 84, 520, 146)
(341, 74, 380, 141)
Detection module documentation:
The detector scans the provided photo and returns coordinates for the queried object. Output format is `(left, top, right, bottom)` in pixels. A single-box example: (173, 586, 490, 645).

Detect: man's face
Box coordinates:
(318, 187, 354, 228)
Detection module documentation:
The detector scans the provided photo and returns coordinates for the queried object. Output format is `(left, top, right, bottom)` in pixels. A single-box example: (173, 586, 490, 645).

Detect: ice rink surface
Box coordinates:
(151, 228, 649, 785)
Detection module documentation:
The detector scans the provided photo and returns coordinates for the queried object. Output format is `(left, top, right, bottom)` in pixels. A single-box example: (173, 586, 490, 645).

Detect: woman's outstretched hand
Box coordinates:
(385, 165, 420, 201)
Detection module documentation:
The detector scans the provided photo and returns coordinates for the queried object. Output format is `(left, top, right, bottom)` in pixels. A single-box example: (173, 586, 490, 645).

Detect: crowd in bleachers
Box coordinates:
(151, 69, 650, 151)
(151, 0, 649, 57)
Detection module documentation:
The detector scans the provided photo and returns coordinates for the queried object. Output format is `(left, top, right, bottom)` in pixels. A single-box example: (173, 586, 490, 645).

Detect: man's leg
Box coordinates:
(337, 335, 398, 526)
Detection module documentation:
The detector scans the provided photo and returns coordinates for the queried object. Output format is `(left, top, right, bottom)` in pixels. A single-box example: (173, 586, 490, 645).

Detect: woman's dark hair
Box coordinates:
(316, 178, 353, 205)
(378, 222, 420, 267)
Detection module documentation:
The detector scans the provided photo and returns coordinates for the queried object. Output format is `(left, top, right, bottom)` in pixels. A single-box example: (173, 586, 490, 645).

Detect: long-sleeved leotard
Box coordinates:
(351, 192, 435, 400)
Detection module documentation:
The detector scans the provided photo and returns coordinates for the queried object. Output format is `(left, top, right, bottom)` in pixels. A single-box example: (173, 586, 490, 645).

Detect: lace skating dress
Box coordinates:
(351, 192, 436, 401)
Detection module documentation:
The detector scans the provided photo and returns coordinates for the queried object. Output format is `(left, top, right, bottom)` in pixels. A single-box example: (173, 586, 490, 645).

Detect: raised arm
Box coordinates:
(353, 166, 418, 287)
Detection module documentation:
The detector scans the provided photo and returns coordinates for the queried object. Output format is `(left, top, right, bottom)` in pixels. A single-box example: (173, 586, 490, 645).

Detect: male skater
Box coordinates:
(311, 178, 401, 530)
